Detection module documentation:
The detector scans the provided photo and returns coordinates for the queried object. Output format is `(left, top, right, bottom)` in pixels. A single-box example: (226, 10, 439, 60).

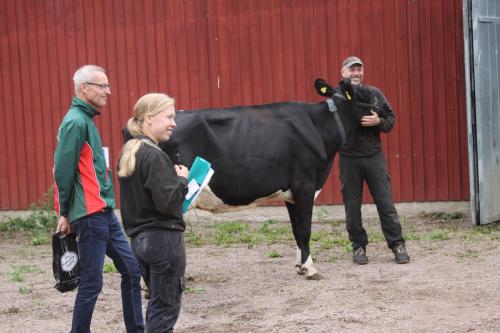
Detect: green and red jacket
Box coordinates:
(53, 96, 115, 222)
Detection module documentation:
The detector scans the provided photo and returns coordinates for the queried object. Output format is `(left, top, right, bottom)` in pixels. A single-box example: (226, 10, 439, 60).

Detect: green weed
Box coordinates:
(427, 228, 452, 241)
(0, 188, 57, 244)
(9, 265, 42, 282)
(19, 286, 32, 294)
(185, 231, 205, 246)
(103, 263, 117, 273)
(267, 249, 282, 258)
(185, 287, 204, 294)
(315, 207, 329, 222)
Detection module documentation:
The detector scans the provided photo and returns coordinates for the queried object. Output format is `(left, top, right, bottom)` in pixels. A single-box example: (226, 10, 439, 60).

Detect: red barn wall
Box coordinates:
(0, 0, 468, 209)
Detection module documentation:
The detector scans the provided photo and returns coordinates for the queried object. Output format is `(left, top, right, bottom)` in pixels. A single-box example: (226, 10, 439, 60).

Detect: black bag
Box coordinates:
(52, 232, 80, 293)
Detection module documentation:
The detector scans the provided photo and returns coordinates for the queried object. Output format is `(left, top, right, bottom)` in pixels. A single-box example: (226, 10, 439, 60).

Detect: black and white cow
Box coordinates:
(133, 79, 375, 279)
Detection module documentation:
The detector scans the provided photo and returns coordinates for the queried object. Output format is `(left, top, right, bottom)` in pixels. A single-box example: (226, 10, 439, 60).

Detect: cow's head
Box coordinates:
(315, 78, 377, 113)
(314, 78, 378, 139)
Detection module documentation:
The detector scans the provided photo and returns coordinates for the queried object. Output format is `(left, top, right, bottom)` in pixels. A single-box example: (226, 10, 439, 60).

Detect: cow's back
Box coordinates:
(161, 102, 331, 205)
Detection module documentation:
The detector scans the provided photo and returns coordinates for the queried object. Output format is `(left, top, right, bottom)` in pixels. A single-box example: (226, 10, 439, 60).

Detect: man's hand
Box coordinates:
(361, 110, 381, 127)
(56, 216, 71, 235)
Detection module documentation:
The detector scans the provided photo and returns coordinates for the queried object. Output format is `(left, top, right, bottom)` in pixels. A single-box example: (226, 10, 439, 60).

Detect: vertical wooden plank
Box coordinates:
(206, 0, 221, 107)
(34, 1, 56, 191)
(454, 0, 469, 199)
(0, 0, 10, 208)
(381, 0, 402, 202)
(123, 0, 139, 108)
(132, 1, 148, 97)
(290, 1, 306, 101)
(213, 0, 230, 108)
(248, 0, 263, 104)
(164, 0, 181, 103)
(172, 1, 190, 108)
(313, 0, 334, 205)
(443, 0, 462, 200)
(419, 0, 437, 200)
(25, 0, 46, 200)
(279, 1, 296, 101)
(256, 0, 274, 104)
(430, 0, 449, 200)
(394, 0, 414, 201)
(268, 0, 285, 102)
(9, 0, 28, 208)
(234, 1, 252, 105)
(407, 0, 426, 201)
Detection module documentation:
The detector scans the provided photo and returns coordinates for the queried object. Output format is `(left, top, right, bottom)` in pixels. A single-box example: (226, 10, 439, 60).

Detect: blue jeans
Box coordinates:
(71, 210, 144, 333)
(131, 229, 186, 333)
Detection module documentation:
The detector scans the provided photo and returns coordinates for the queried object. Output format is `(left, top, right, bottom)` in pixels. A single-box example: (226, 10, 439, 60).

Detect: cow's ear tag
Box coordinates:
(345, 91, 352, 100)
(320, 87, 327, 94)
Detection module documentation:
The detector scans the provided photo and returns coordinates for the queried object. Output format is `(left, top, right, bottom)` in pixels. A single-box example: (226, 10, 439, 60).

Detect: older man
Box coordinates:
(54, 65, 144, 332)
(339, 56, 410, 265)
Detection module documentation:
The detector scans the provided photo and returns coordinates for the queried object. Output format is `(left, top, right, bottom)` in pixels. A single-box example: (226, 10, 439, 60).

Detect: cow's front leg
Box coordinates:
(285, 191, 320, 280)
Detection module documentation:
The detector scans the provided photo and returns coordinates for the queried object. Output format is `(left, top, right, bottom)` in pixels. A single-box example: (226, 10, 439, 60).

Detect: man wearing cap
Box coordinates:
(339, 56, 410, 265)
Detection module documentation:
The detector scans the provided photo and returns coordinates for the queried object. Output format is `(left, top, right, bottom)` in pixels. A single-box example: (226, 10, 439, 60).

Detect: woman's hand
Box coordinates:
(175, 164, 189, 178)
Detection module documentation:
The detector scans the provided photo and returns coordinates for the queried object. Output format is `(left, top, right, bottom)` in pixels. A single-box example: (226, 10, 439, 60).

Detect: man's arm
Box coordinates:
(54, 119, 86, 219)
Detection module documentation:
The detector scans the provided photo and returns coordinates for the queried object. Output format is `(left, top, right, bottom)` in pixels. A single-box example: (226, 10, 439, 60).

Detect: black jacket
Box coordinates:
(340, 85, 395, 157)
(119, 137, 188, 237)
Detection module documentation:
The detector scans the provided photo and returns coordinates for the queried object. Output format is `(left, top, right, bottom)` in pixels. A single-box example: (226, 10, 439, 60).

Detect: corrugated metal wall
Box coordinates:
(0, 0, 469, 210)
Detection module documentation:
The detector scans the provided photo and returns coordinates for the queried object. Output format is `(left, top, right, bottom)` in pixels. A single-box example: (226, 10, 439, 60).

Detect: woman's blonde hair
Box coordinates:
(118, 93, 175, 177)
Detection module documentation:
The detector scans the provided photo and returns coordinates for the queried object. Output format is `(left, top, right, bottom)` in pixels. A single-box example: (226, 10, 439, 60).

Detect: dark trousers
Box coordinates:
(339, 152, 404, 250)
(132, 230, 186, 333)
(71, 210, 144, 333)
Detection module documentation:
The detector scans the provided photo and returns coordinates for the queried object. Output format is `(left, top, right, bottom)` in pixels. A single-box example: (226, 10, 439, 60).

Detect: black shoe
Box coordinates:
(352, 247, 368, 265)
(392, 243, 410, 264)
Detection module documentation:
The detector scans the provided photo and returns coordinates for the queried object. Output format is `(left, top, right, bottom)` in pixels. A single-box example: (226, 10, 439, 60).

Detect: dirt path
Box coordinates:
(1, 202, 499, 332)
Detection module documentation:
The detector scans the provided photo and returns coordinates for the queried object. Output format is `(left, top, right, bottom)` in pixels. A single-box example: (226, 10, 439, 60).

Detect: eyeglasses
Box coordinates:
(84, 82, 111, 90)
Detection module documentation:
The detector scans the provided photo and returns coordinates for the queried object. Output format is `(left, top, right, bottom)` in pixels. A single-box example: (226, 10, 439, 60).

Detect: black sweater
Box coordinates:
(340, 85, 396, 157)
(119, 137, 188, 237)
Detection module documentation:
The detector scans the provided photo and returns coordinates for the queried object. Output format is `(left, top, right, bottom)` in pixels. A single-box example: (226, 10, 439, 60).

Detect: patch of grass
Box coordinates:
(259, 221, 293, 244)
(423, 211, 465, 221)
(9, 265, 42, 282)
(327, 255, 338, 263)
(311, 230, 330, 242)
(185, 287, 204, 294)
(103, 262, 117, 273)
(368, 231, 385, 243)
(185, 231, 205, 246)
(19, 286, 32, 294)
(456, 248, 480, 259)
(267, 249, 282, 258)
(315, 207, 329, 222)
(0, 188, 57, 244)
(427, 228, 452, 241)
(404, 232, 421, 241)
(212, 221, 252, 246)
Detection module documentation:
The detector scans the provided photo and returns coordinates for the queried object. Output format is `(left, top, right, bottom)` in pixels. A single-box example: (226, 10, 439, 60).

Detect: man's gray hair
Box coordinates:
(73, 65, 106, 94)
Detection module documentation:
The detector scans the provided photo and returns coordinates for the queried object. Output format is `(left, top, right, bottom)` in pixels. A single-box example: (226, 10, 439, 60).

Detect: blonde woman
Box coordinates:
(118, 93, 189, 332)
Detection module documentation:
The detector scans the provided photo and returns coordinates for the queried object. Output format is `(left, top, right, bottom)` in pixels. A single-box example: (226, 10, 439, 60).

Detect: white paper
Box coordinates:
(103, 147, 110, 168)
(186, 179, 200, 200)
(190, 168, 215, 205)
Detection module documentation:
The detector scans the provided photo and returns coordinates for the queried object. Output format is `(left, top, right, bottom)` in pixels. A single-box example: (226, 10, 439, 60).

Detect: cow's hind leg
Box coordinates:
(285, 195, 320, 280)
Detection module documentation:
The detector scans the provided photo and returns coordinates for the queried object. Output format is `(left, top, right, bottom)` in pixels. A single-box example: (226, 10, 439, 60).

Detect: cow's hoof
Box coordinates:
(298, 255, 320, 280)
(296, 265, 306, 275)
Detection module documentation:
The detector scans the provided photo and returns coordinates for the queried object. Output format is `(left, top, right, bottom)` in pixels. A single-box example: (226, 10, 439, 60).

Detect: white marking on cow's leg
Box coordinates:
(295, 247, 303, 272)
(301, 255, 320, 280)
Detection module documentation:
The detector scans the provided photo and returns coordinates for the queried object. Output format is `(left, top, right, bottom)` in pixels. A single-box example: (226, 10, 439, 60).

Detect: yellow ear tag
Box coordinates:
(320, 87, 327, 94)
(345, 91, 352, 100)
